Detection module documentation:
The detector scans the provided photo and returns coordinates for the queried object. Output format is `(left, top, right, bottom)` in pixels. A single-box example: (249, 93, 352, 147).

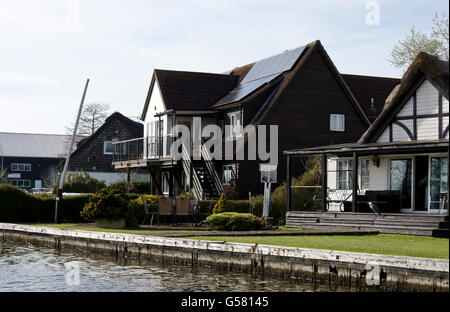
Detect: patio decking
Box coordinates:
(286, 211, 449, 237)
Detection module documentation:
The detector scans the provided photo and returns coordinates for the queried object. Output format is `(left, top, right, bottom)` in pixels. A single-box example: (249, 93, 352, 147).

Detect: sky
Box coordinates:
(0, 0, 448, 135)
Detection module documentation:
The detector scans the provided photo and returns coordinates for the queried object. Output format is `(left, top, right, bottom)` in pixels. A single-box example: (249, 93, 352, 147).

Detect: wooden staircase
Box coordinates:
(192, 160, 219, 199)
(286, 211, 449, 237)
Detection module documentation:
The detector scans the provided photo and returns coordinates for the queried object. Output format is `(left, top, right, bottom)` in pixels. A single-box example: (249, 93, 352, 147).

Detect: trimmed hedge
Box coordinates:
(107, 181, 151, 194)
(206, 212, 265, 231)
(63, 172, 106, 193)
(0, 184, 90, 223)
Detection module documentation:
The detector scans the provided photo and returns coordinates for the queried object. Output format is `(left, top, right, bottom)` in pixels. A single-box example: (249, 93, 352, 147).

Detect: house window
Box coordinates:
(228, 111, 242, 138)
(161, 173, 170, 195)
(360, 159, 370, 190)
(330, 114, 345, 132)
(104, 141, 114, 154)
(222, 164, 238, 185)
(10, 179, 31, 188)
(11, 163, 31, 171)
(337, 160, 353, 190)
(430, 157, 448, 210)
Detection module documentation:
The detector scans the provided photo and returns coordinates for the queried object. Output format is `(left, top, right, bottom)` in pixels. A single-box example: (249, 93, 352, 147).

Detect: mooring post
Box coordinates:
(322, 153, 327, 212)
(352, 152, 358, 213)
(286, 155, 291, 212)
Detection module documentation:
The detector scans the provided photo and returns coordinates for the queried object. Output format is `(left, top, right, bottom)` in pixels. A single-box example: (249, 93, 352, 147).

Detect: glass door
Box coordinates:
(390, 159, 412, 211)
(429, 157, 448, 214)
(414, 156, 429, 211)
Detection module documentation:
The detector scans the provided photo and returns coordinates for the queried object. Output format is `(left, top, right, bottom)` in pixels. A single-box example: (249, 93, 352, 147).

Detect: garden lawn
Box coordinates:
(27, 223, 208, 235)
(183, 234, 449, 259)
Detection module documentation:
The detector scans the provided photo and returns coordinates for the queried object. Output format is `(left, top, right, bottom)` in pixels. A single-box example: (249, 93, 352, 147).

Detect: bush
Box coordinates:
(213, 193, 227, 214)
(63, 172, 106, 193)
(128, 195, 159, 221)
(206, 212, 265, 231)
(107, 181, 151, 194)
(198, 200, 216, 214)
(176, 192, 195, 199)
(81, 188, 131, 222)
(213, 193, 257, 215)
(0, 184, 89, 223)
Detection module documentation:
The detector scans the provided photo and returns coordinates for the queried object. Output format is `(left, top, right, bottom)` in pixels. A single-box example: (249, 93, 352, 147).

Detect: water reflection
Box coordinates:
(0, 240, 365, 292)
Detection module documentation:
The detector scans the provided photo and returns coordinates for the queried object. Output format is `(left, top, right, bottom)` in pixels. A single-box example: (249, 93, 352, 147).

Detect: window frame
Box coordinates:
(337, 159, 353, 190)
(330, 114, 345, 132)
(103, 141, 114, 155)
(359, 159, 370, 190)
(227, 111, 243, 138)
(10, 179, 31, 188)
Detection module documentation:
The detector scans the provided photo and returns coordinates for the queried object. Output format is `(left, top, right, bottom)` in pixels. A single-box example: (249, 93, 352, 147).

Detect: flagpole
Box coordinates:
(54, 78, 90, 223)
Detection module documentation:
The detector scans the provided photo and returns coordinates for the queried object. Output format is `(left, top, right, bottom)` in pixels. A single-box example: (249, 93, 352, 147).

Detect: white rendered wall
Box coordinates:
(377, 79, 446, 143)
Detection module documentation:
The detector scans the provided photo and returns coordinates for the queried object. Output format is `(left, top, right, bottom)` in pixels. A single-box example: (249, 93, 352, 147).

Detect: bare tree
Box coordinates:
(40, 167, 59, 191)
(0, 167, 7, 182)
(65, 102, 111, 149)
(390, 13, 449, 69)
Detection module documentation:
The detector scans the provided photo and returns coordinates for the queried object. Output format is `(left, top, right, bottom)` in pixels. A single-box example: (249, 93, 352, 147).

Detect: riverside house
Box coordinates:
(284, 52, 449, 236)
(65, 112, 149, 184)
(0, 132, 69, 190)
(112, 40, 399, 199)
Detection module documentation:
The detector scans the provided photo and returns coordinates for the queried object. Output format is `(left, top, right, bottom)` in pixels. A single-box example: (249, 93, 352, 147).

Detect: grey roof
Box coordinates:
(214, 45, 307, 106)
(0, 132, 70, 158)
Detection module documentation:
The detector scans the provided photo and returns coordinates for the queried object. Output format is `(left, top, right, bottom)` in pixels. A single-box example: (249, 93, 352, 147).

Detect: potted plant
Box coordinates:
(81, 188, 132, 228)
(176, 192, 196, 214)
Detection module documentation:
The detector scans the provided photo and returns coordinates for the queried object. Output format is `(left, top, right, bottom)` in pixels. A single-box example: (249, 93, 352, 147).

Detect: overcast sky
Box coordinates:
(0, 0, 448, 134)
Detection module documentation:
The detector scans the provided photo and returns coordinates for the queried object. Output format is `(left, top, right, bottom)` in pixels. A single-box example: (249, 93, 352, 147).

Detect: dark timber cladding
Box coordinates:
(129, 40, 400, 200)
(241, 44, 370, 197)
(67, 112, 143, 173)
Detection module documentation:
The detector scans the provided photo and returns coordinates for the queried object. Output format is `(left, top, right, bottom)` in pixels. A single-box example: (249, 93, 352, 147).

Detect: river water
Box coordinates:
(0, 240, 365, 292)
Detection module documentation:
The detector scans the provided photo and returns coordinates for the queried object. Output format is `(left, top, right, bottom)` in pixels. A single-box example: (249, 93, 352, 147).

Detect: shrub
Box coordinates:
(247, 157, 322, 225)
(107, 181, 151, 194)
(287, 156, 322, 213)
(128, 195, 159, 221)
(198, 200, 217, 214)
(176, 192, 195, 199)
(213, 193, 227, 214)
(81, 188, 132, 225)
(213, 193, 255, 215)
(0, 184, 89, 223)
(206, 212, 265, 231)
(63, 172, 106, 193)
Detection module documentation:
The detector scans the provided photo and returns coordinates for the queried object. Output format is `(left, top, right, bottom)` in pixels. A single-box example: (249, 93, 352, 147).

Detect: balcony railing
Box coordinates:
(112, 135, 174, 162)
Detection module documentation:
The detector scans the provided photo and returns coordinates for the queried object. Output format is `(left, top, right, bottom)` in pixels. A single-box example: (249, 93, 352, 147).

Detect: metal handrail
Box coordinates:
(181, 143, 204, 199)
(200, 139, 223, 195)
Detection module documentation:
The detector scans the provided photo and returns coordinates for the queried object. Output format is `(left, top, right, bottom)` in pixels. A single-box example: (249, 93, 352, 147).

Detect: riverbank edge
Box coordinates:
(1, 223, 448, 291)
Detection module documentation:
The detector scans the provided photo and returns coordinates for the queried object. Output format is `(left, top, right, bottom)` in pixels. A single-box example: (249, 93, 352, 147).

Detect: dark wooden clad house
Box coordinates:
(66, 112, 148, 184)
(112, 40, 399, 199)
(342, 74, 402, 122)
(0, 132, 69, 190)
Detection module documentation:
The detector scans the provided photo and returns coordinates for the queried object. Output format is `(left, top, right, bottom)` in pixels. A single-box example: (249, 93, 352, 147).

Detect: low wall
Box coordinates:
(1, 223, 448, 292)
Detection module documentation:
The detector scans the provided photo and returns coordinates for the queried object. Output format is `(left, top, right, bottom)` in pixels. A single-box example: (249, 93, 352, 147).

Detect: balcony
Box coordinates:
(112, 135, 175, 169)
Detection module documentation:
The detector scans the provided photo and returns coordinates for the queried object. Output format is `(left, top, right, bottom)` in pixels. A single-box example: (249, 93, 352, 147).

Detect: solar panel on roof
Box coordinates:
(215, 74, 278, 106)
(215, 45, 307, 106)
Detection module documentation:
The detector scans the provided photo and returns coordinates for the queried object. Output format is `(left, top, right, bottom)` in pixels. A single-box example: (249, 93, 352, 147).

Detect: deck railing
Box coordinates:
(112, 135, 174, 162)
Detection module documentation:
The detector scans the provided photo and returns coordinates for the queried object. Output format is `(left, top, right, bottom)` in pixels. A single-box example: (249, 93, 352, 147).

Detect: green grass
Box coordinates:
(26, 223, 449, 259)
(182, 234, 449, 259)
(26, 223, 207, 235)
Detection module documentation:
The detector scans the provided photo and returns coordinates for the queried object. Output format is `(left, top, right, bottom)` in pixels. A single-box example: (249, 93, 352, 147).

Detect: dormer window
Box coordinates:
(228, 111, 243, 138)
